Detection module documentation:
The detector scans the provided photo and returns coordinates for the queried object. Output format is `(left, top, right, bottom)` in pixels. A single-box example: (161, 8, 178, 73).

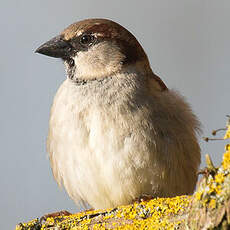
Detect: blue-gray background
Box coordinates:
(1, 1, 230, 229)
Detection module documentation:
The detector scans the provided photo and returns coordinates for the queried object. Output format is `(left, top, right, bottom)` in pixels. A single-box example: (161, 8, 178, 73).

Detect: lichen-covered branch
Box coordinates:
(16, 196, 191, 230)
(187, 144, 230, 229)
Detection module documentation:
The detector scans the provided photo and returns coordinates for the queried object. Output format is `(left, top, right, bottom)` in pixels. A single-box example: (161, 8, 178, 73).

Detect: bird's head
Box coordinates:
(35, 18, 151, 81)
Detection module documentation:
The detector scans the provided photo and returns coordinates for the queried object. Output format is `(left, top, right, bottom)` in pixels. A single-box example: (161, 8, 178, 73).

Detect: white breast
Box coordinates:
(47, 74, 200, 209)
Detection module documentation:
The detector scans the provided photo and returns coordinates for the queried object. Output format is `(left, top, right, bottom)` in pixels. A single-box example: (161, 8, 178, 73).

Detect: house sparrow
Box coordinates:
(36, 18, 201, 209)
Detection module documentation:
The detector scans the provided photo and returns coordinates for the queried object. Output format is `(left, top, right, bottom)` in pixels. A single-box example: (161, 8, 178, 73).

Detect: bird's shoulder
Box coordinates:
(147, 72, 168, 92)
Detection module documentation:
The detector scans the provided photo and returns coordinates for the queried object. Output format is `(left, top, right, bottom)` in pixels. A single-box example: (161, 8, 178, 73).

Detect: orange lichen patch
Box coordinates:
(15, 196, 191, 230)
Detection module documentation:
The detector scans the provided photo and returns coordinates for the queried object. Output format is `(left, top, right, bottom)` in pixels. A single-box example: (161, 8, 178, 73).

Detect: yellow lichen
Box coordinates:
(224, 123, 230, 139)
(16, 196, 191, 230)
(215, 172, 225, 184)
(223, 150, 230, 170)
(226, 144, 230, 151)
(193, 127, 230, 211)
(208, 199, 216, 209)
(195, 191, 203, 201)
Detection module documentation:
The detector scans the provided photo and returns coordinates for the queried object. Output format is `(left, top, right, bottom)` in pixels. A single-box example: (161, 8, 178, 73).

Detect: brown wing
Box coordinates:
(148, 72, 168, 92)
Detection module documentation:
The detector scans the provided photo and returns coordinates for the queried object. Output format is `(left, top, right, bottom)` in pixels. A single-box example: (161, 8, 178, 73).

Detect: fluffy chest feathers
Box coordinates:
(49, 73, 155, 155)
(47, 73, 200, 209)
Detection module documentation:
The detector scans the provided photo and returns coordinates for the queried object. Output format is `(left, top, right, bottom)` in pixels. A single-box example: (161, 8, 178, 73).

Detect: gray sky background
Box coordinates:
(1, 1, 230, 229)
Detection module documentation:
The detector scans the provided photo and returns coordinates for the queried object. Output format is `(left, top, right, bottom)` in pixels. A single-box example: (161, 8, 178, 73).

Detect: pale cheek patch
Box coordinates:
(73, 42, 125, 80)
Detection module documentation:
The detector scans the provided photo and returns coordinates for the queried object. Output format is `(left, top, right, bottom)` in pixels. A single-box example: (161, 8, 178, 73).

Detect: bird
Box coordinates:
(35, 18, 201, 210)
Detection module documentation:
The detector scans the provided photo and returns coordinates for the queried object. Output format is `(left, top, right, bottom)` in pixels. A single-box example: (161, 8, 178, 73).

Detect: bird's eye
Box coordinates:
(80, 34, 94, 46)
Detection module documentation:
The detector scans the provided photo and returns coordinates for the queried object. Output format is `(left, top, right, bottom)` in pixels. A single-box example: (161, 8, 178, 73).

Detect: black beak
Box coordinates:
(35, 35, 72, 58)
